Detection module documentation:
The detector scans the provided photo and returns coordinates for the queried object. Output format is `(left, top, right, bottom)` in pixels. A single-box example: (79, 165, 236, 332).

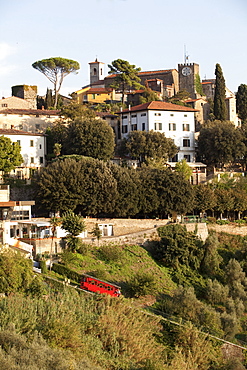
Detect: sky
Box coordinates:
(0, 0, 246, 98)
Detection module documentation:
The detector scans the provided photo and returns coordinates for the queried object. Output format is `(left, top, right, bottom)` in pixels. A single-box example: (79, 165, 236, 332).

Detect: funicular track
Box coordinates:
(41, 273, 247, 351)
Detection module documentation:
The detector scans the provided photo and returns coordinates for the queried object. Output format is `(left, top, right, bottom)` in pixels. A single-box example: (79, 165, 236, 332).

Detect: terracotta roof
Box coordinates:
(0, 108, 60, 116)
(119, 101, 198, 113)
(0, 128, 45, 136)
(138, 69, 174, 75)
(86, 87, 113, 94)
(146, 78, 163, 82)
(201, 79, 215, 85)
(127, 90, 145, 94)
(89, 59, 104, 64)
(0, 96, 29, 102)
(106, 69, 175, 79)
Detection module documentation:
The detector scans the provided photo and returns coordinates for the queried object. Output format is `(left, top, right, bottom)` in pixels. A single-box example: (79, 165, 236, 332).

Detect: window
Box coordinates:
(131, 124, 137, 131)
(183, 139, 190, 147)
(30, 140, 34, 147)
(17, 140, 21, 146)
(122, 125, 128, 134)
(141, 113, 146, 116)
(169, 123, 176, 131)
(40, 157, 44, 164)
(39, 144, 42, 149)
(142, 122, 145, 131)
(30, 157, 34, 164)
(122, 115, 127, 119)
(184, 155, 191, 162)
(184, 114, 187, 117)
(35, 124, 40, 130)
(92, 94, 95, 99)
(155, 122, 162, 130)
(154, 113, 161, 116)
(1, 103, 7, 107)
(36, 114, 39, 117)
(183, 124, 190, 131)
(170, 114, 174, 117)
(131, 114, 137, 118)
(170, 154, 178, 162)
(93, 68, 97, 76)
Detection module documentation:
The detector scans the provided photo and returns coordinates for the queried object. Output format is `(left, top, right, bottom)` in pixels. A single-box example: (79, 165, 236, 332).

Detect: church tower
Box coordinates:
(178, 63, 200, 99)
(89, 58, 105, 85)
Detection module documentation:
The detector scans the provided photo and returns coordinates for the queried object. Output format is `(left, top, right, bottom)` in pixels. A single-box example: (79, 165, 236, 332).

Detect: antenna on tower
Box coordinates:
(184, 45, 189, 64)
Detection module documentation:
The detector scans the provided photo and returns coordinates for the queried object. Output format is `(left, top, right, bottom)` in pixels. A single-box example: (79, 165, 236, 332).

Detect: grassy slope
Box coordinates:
(53, 243, 176, 296)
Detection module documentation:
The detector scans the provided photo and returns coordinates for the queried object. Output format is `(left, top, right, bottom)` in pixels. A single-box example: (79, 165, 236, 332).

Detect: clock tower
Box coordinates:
(178, 63, 200, 99)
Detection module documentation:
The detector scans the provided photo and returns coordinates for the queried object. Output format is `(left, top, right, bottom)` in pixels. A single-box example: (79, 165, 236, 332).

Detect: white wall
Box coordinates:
(0, 112, 59, 133)
(3, 132, 46, 169)
(121, 109, 196, 162)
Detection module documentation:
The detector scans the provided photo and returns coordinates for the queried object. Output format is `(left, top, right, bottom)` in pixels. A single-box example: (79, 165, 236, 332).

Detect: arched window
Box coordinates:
(93, 68, 97, 75)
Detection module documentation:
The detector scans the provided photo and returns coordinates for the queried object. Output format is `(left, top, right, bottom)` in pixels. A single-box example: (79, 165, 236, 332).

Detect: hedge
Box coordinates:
(52, 263, 81, 283)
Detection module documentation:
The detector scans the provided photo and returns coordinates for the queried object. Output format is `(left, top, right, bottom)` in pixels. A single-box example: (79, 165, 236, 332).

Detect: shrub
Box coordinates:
(126, 271, 157, 298)
(97, 244, 124, 263)
(207, 217, 216, 224)
(235, 219, 246, 225)
(40, 260, 48, 274)
(216, 219, 230, 225)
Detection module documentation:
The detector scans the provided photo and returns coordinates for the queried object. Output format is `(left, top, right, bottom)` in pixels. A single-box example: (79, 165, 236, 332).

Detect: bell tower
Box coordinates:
(89, 58, 105, 85)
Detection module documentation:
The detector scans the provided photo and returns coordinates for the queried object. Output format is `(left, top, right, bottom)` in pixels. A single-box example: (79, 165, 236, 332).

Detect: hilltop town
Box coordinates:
(1, 57, 247, 369)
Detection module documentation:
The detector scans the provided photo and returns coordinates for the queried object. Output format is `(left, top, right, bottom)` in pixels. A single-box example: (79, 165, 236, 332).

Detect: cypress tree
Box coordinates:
(236, 84, 247, 122)
(45, 88, 53, 109)
(214, 63, 227, 121)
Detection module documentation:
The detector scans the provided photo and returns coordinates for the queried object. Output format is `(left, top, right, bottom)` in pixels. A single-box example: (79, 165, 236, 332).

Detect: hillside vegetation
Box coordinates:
(1, 225, 247, 369)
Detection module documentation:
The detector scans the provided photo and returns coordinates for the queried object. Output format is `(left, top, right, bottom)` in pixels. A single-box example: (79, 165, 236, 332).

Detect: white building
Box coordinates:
(0, 128, 46, 179)
(0, 108, 60, 133)
(118, 101, 198, 163)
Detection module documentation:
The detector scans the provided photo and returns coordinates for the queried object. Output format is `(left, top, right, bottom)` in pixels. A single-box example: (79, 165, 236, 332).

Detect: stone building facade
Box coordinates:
(11, 85, 37, 109)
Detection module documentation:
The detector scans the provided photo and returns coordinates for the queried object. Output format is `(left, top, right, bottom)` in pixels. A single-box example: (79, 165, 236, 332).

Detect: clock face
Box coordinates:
(182, 66, 192, 76)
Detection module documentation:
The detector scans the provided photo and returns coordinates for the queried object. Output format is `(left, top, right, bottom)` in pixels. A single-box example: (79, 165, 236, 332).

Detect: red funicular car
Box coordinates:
(80, 274, 121, 297)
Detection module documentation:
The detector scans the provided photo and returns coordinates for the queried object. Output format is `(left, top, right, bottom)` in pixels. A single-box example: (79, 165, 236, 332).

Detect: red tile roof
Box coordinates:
(106, 69, 175, 79)
(0, 128, 45, 136)
(86, 87, 113, 94)
(0, 109, 60, 116)
(119, 101, 198, 113)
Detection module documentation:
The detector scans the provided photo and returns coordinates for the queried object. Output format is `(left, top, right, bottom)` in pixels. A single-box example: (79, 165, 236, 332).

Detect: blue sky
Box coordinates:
(0, 0, 246, 98)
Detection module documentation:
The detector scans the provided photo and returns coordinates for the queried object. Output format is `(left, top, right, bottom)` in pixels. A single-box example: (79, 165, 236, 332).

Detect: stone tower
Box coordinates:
(89, 58, 105, 85)
(12, 85, 37, 109)
(178, 63, 200, 99)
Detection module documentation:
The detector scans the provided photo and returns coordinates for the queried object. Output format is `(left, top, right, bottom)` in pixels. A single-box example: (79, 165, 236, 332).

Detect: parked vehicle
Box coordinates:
(80, 274, 121, 297)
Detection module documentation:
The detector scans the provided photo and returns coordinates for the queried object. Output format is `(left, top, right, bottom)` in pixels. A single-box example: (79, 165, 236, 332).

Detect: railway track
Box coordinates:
(41, 272, 247, 351)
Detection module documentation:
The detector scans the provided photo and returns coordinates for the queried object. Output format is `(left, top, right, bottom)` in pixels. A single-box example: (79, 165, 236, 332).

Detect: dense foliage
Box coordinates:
(237, 84, 247, 123)
(198, 120, 246, 168)
(0, 136, 23, 174)
(122, 130, 178, 164)
(1, 236, 247, 368)
(65, 118, 115, 160)
(34, 157, 193, 217)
